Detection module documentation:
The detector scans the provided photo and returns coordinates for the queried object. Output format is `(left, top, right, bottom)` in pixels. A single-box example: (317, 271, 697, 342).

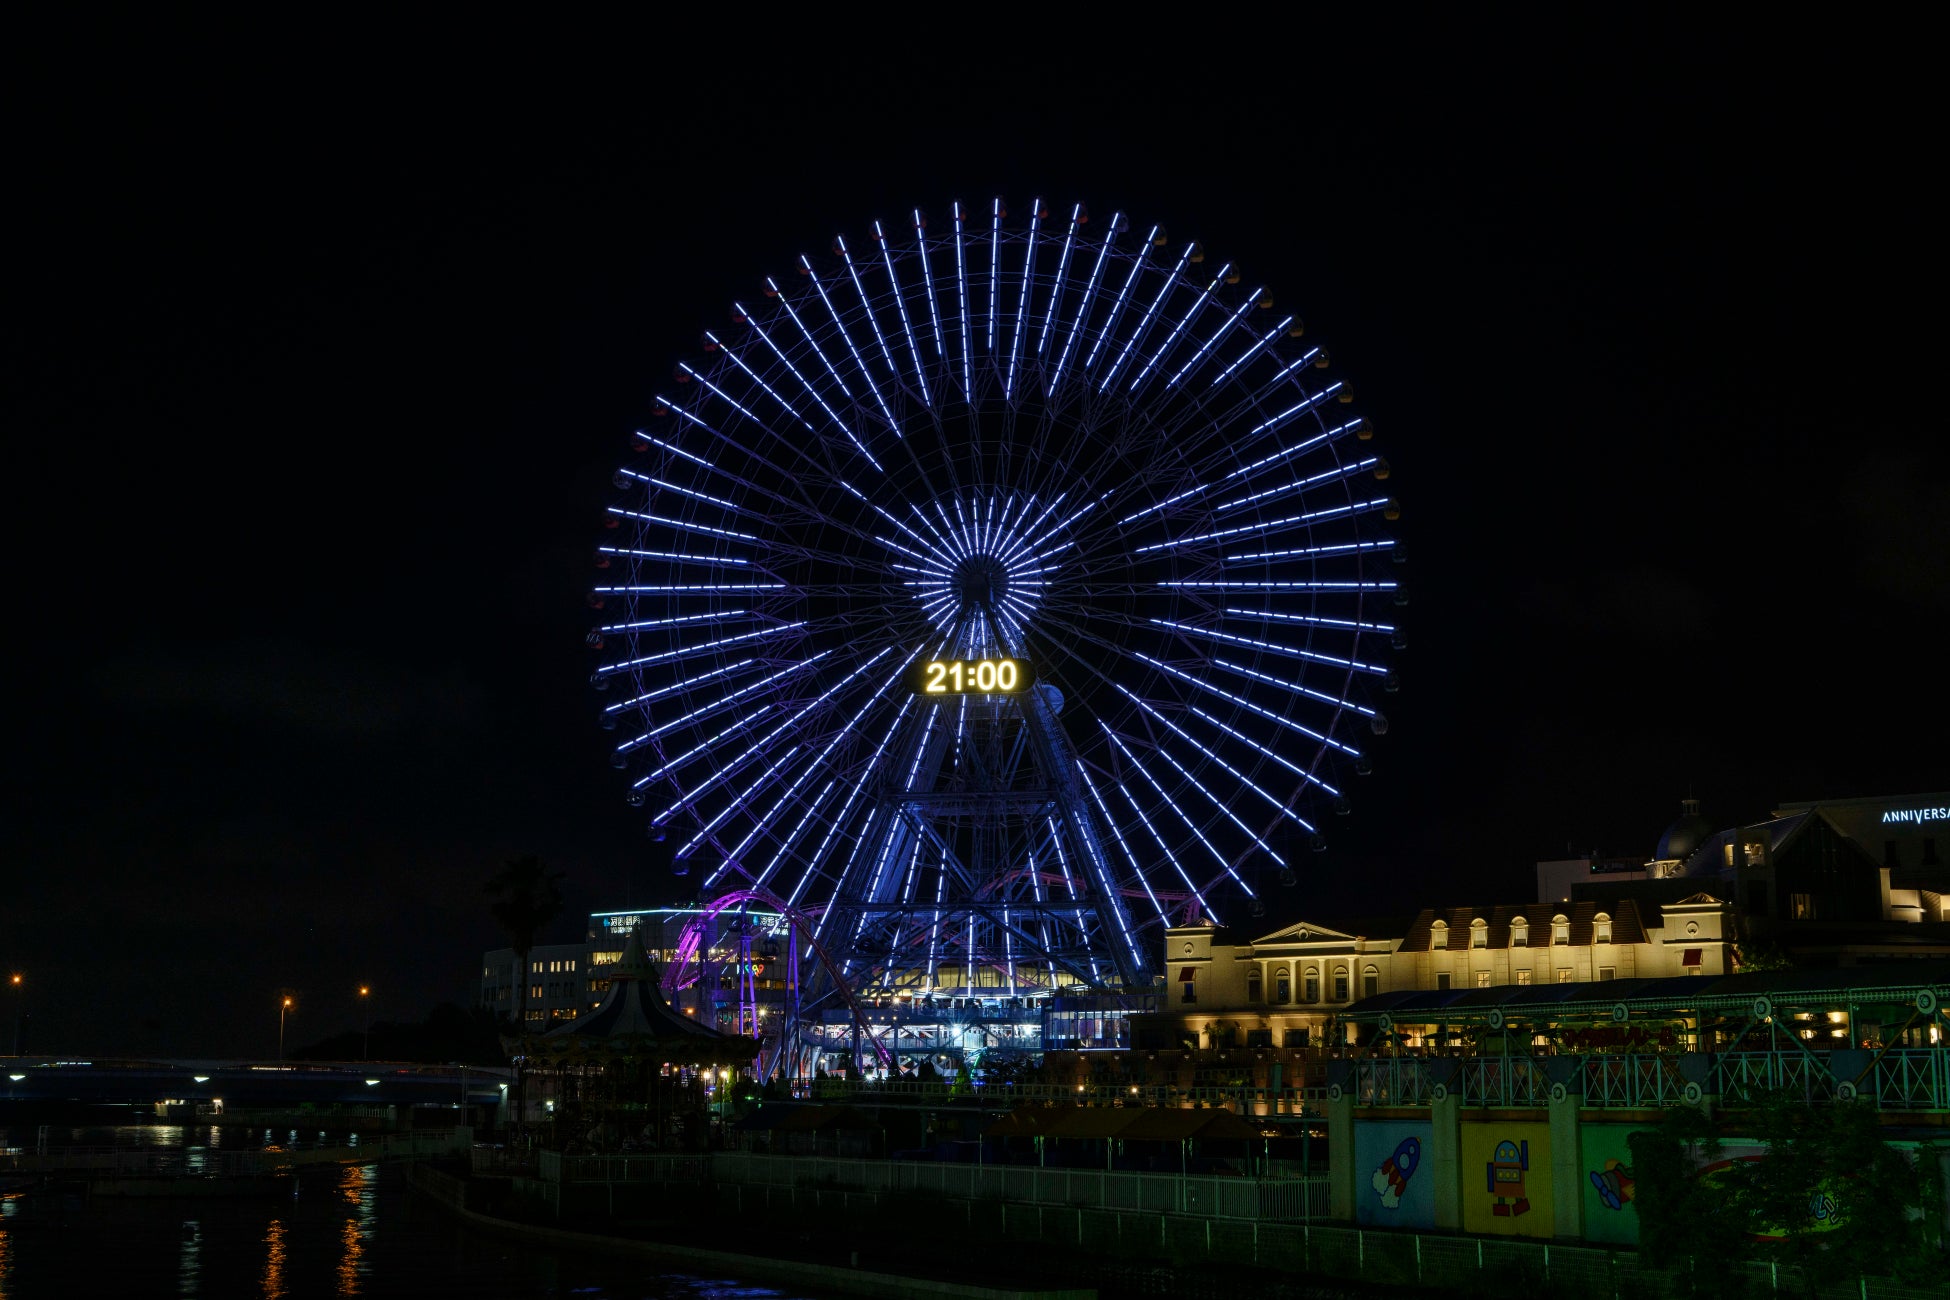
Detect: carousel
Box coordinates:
(514, 927, 758, 1151)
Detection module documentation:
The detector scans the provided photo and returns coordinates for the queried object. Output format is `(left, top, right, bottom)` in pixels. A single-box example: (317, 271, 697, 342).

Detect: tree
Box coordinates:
(1633, 1092, 1945, 1298)
(1630, 1103, 1742, 1298)
(1720, 1092, 1943, 1296)
(486, 854, 565, 1139)
(485, 854, 566, 1034)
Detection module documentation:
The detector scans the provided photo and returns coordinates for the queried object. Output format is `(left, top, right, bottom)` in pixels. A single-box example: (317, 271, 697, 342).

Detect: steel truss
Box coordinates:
(595, 197, 1393, 1041)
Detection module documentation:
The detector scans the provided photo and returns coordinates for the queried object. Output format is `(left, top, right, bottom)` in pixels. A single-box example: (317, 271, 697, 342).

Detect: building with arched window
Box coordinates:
(1133, 893, 1733, 1054)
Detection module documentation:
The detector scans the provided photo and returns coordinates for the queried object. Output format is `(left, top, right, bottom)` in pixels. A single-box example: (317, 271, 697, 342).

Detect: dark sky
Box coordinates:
(6, 25, 1944, 1057)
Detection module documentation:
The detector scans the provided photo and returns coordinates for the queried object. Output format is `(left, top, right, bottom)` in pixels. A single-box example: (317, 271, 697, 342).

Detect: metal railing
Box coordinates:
(1, 1128, 471, 1177)
(795, 1077, 1324, 1114)
(532, 1148, 1329, 1222)
(1343, 1049, 1950, 1110)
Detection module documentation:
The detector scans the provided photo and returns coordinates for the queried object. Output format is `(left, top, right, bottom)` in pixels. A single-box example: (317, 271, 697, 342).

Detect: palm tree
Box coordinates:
(485, 854, 566, 1034)
(486, 854, 565, 1141)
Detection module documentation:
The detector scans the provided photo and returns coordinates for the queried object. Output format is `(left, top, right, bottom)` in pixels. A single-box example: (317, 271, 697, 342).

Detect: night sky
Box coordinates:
(8, 27, 1943, 1058)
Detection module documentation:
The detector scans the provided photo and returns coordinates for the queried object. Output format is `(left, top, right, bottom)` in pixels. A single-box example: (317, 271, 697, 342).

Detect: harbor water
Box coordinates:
(0, 1127, 839, 1299)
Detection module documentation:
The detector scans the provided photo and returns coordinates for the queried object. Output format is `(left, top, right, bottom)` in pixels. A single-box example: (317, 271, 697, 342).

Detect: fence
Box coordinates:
(797, 1077, 1326, 1115)
(1, 1127, 471, 1177)
(535, 1148, 1329, 1222)
(1254, 1224, 1940, 1300)
(1345, 1049, 1950, 1110)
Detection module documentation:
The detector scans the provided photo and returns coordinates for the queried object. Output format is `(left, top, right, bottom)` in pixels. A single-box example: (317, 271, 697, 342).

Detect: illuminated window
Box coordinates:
(1552, 916, 1569, 945)
(1475, 971, 1491, 988)
(1556, 967, 1573, 984)
(1516, 969, 1532, 986)
(1471, 919, 1488, 948)
(1791, 893, 1817, 920)
(1594, 914, 1611, 944)
(1510, 918, 1528, 947)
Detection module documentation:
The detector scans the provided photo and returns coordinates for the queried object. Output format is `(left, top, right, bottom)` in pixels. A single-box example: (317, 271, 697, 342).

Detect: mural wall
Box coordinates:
(1579, 1125, 1644, 1245)
(1460, 1122, 1554, 1238)
(1353, 1120, 1434, 1229)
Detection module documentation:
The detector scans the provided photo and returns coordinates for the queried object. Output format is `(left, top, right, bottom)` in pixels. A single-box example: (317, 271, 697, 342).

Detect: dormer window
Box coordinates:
(1552, 915, 1570, 945)
(1510, 917, 1528, 948)
(1595, 913, 1612, 944)
(1471, 918, 1488, 948)
(1431, 921, 1448, 950)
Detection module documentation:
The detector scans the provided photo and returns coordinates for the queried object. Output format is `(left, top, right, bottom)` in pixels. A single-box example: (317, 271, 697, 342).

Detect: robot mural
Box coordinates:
(1371, 1136, 1421, 1209)
(1488, 1138, 1532, 1217)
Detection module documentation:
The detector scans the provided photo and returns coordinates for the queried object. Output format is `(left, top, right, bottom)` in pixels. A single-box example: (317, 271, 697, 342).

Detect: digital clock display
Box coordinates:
(914, 657, 1033, 695)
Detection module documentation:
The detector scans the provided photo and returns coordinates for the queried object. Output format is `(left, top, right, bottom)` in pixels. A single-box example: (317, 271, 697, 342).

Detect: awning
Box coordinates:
(1179, 967, 1197, 981)
(1682, 949, 1702, 966)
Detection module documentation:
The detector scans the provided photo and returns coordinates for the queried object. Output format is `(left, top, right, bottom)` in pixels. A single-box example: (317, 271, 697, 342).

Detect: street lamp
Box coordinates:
(9, 972, 21, 1057)
(358, 985, 372, 1061)
(279, 996, 294, 1065)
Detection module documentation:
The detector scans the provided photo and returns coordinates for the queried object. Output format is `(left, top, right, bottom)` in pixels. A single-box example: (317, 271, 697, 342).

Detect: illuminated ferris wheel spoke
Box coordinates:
(1151, 618, 1388, 676)
(698, 331, 821, 439)
(1097, 240, 1196, 393)
(594, 620, 806, 678)
(1074, 761, 1168, 925)
(1036, 204, 1083, 359)
(951, 201, 974, 399)
(1131, 650, 1361, 757)
(1110, 682, 1317, 833)
(678, 744, 805, 857)
(767, 695, 916, 899)
(604, 658, 758, 717)
(1210, 457, 1380, 516)
(599, 545, 752, 568)
(801, 256, 897, 431)
(1101, 725, 1250, 896)
(1004, 198, 1041, 400)
(1132, 495, 1392, 554)
(1163, 285, 1261, 391)
(1225, 607, 1395, 635)
(912, 210, 946, 359)
(1081, 224, 1156, 372)
(1206, 312, 1296, 389)
(615, 655, 828, 755)
(987, 198, 1003, 353)
(1111, 767, 1213, 920)
(1126, 261, 1230, 398)
(1224, 537, 1394, 563)
(836, 235, 904, 392)
(1122, 718, 1292, 869)
(872, 220, 933, 409)
(732, 299, 861, 443)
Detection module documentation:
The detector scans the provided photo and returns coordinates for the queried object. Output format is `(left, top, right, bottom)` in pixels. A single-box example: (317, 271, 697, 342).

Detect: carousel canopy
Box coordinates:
(533, 927, 758, 1065)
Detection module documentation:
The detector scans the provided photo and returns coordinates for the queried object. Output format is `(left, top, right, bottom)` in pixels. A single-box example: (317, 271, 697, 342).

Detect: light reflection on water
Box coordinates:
(0, 1129, 840, 1298)
(262, 1218, 286, 1300)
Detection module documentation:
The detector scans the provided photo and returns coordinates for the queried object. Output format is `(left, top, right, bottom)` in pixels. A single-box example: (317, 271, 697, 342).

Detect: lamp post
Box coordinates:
(279, 996, 293, 1065)
(9, 973, 21, 1057)
(358, 985, 371, 1061)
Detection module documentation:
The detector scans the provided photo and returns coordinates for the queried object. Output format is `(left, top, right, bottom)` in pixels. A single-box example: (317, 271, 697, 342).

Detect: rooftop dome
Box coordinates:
(1656, 797, 1714, 863)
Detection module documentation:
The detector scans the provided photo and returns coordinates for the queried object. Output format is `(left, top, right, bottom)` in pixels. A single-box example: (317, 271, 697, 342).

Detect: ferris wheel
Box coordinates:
(592, 198, 1398, 1002)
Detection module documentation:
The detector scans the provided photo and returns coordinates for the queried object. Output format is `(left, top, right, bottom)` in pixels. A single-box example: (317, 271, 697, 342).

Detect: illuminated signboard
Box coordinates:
(913, 658, 1033, 696)
(1883, 806, 1950, 824)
